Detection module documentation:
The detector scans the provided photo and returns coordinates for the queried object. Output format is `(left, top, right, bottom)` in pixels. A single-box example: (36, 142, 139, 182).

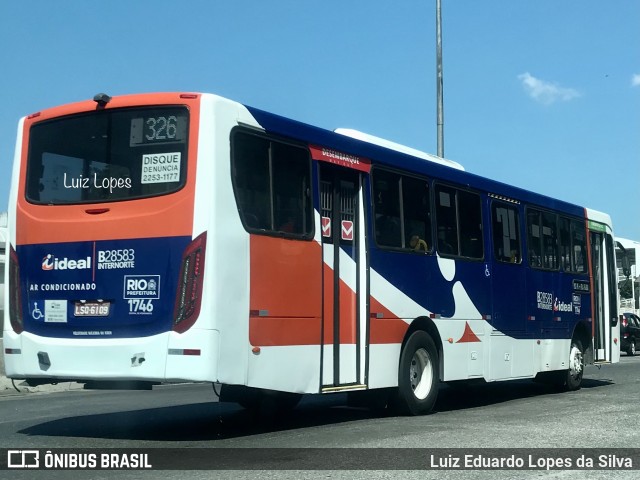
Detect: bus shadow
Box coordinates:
(434, 377, 613, 412)
(18, 377, 614, 442)
(18, 392, 376, 442)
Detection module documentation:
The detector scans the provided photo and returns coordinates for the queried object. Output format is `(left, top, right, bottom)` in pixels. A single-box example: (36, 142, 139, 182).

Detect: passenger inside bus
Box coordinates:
(410, 235, 428, 252)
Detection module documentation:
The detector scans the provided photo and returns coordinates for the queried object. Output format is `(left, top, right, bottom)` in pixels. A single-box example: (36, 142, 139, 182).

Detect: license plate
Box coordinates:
(74, 302, 111, 317)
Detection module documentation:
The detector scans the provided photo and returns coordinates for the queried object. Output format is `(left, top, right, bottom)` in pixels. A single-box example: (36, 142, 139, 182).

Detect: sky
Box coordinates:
(0, 1, 638, 239)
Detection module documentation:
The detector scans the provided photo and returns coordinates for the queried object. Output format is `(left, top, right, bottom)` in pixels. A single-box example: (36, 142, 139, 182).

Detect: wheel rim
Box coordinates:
(409, 348, 433, 400)
(569, 344, 583, 380)
(632, 343, 636, 355)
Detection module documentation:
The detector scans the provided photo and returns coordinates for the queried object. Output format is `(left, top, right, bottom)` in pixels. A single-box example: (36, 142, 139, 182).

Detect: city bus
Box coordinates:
(3, 92, 620, 415)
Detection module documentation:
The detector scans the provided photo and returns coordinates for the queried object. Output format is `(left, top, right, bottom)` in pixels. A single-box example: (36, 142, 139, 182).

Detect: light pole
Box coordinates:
(436, 0, 444, 158)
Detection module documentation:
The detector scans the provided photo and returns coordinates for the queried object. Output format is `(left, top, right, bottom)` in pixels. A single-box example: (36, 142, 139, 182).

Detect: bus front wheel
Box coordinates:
(564, 339, 584, 391)
(394, 330, 439, 415)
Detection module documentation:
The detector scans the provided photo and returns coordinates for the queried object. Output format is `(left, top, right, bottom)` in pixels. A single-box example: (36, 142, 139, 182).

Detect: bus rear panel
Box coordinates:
(4, 93, 218, 384)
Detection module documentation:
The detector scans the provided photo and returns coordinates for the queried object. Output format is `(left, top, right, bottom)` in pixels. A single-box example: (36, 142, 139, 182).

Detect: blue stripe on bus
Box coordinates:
(245, 105, 585, 218)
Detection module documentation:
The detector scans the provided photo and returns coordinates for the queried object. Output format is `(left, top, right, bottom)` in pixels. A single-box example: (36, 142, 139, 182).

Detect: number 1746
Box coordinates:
(128, 299, 154, 313)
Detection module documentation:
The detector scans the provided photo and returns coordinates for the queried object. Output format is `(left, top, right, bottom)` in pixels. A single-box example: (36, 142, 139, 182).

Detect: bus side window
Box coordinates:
(559, 217, 572, 271)
(529, 249, 541, 267)
(458, 190, 483, 259)
(402, 176, 432, 252)
(542, 211, 558, 269)
(373, 170, 432, 253)
(231, 130, 312, 238)
(232, 133, 271, 230)
(527, 210, 542, 268)
(437, 227, 455, 254)
(435, 186, 459, 256)
(492, 202, 521, 264)
(272, 142, 310, 235)
(526, 208, 558, 270)
(373, 170, 402, 248)
(571, 219, 587, 273)
(435, 185, 483, 259)
(376, 214, 401, 247)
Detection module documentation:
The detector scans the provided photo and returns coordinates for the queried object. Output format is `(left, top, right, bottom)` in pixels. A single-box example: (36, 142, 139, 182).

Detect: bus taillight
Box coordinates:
(8, 246, 24, 334)
(173, 232, 207, 334)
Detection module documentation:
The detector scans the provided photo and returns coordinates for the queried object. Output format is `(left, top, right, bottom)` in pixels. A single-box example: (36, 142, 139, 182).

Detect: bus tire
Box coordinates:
(564, 339, 585, 391)
(395, 330, 439, 415)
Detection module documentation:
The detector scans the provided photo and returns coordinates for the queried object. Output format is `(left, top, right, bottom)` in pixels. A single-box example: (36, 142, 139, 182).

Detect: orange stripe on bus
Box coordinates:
(248, 235, 410, 347)
(249, 317, 321, 346)
(369, 296, 409, 344)
(249, 235, 322, 319)
(322, 272, 359, 345)
(337, 277, 357, 344)
(322, 262, 334, 344)
(248, 235, 322, 347)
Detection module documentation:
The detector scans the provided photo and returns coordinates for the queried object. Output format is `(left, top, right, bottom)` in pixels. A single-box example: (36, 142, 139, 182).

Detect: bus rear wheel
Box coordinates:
(394, 330, 439, 415)
(564, 339, 584, 391)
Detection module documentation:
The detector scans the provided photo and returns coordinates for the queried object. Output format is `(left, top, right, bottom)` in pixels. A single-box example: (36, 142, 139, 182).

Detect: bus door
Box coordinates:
(319, 164, 368, 389)
(589, 227, 618, 362)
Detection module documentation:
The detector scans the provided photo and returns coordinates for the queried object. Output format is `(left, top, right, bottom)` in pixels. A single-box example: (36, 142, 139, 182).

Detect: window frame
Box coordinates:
(371, 167, 433, 254)
(569, 217, 588, 275)
(25, 106, 190, 205)
(557, 215, 588, 275)
(230, 127, 314, 240)
(490, 200, 522, 264)
(525, 207, 560, 271)
(434, 182, 484, 261)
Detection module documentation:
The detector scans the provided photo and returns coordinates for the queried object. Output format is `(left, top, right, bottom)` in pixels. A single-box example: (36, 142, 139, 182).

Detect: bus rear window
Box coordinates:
(26, 106, 189, 204)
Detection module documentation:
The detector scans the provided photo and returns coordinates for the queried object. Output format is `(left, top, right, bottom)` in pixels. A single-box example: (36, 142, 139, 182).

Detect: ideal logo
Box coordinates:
(553, 297, 573, 313)
(42, 254, 91, 271)
(123, 275, 160, 299)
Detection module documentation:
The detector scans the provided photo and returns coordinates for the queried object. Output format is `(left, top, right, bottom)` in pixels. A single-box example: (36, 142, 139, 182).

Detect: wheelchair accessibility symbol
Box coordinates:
(31, 302, 43, 320)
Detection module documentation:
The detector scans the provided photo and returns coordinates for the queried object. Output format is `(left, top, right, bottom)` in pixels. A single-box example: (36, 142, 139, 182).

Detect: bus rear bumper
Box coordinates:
(2, 329, 220, 384)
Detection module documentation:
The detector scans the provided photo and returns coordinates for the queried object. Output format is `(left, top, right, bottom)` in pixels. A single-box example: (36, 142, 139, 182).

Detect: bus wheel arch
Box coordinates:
(393, 317, 442, 415)
(402, 317, 444, 377)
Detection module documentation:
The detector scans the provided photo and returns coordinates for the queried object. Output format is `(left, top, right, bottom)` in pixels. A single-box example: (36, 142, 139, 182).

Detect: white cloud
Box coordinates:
(632, 74, 640, 87)
(518, 72, 581, 105)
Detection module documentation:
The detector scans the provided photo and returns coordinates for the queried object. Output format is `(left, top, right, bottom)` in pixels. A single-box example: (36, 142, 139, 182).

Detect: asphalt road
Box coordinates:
(0, 356, 639, 480)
